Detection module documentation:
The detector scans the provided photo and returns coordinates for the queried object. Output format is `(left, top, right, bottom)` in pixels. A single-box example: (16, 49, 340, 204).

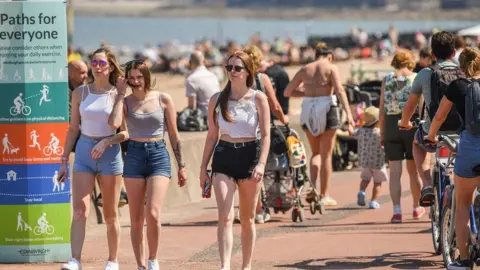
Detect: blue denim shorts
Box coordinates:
(454, 130, 480, 178)
(73, 134, 123, 176)
(123, 140, 171, 179)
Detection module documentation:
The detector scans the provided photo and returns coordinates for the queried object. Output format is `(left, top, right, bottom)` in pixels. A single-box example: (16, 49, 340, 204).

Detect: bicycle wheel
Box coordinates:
(22, 106, 31, 116)
(46, 225, 54, 235)
(33, 226, 42, 236)
(431, 173, 442, 255)
(9, 107, 18, 116)
(43, 146, 52, 156)
(441, 189, 457, 267)
(55, 146, 64, 156)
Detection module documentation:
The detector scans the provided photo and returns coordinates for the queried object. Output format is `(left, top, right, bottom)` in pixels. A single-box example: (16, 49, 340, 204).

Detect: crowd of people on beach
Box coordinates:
(62, 25, 480, 270)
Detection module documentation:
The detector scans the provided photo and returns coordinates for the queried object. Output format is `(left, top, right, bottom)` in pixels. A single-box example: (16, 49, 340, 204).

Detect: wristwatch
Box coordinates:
(178, 162, 186, 168)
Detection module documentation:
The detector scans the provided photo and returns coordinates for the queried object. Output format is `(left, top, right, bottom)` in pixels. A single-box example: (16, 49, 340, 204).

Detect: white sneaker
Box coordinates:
(263, 211, 271, 222)
(320, 195, 337, 206)
(254, 214, 264, 224)
(104, 261, 119, 270)
(148, 260, 159, 270)
(61, 258, 82, 270)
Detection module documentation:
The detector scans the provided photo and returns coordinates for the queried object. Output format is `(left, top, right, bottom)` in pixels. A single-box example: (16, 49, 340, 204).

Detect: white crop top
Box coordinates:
(79, 85, 116, 137)
(217, 91, 259, 138)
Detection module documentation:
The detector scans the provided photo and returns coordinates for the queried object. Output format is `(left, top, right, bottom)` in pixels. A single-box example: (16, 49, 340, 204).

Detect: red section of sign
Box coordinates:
(0, 123, 68, 164)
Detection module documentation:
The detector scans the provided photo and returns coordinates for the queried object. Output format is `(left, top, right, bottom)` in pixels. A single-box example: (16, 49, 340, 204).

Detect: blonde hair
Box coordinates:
(242, 45, 263, 73)
(459, 47, 480, 78)
(390, 49, 416, 71)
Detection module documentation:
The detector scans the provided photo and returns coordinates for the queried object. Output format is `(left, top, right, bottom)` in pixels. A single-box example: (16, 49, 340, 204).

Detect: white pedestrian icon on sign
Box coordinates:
(29, 130, 41, 150)
(58, 68, 64, 80)
(10, 93, 31, 116)
(41, 68, 52, 81)
(16, 212, 32, 232)
(14, 70, 21, 82)
(2, 133, 19, 155)
(28, 68, 35, 80)
(34, 213, 54, 235)
(6, 170, 17, 181)
(39, 85, 51, 106)
(43, 133, 63, 156)
(52, 170, 64, 192)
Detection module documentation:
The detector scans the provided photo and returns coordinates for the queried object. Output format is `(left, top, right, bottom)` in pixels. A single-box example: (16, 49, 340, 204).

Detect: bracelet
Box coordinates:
(61, 157, 69, 163)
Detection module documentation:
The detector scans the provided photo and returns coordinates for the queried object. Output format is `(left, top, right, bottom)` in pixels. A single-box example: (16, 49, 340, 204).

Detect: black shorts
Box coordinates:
(383, 114, 416, 161)
(301, 104, 341, 132)
(211, 140, 260, 181)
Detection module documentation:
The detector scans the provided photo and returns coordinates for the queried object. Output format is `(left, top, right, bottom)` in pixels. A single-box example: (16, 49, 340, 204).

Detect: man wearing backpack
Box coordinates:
(399, 31, 464, 212)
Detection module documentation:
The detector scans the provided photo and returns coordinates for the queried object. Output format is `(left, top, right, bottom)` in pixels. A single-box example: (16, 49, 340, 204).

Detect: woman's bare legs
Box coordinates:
(70, 171, 96, 261)
(124, 178, 147, 268)
(213, 173, 237, 270)
(237, 178, 262, 270)
(98, 174, 123, 262)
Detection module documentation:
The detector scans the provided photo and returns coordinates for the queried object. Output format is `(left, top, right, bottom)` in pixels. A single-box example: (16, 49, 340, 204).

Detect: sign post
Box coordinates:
(0, 0, 71, 263)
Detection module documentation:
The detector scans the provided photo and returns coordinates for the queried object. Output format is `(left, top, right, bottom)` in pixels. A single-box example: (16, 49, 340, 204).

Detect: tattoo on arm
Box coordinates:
(173, 140, 184, 165)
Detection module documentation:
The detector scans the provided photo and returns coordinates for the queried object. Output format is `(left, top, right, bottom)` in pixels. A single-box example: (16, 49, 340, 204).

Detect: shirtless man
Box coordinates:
(284, 42, 354, 206)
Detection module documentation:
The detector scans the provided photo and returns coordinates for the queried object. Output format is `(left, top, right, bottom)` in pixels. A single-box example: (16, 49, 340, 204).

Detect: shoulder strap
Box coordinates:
(255, 73, 265, 93)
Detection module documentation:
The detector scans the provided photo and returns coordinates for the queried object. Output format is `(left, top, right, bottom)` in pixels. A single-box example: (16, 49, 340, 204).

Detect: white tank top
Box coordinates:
(217, 91, 259, 138)
(79, 85, 116, 137)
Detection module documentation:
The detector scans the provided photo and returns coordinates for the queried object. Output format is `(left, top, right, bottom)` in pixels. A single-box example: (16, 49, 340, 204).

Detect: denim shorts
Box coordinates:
(123, 140, 171, 179)
(73, 134, 123, 176)
(454, 130, 480, 178)
(211, 140, 260, 181)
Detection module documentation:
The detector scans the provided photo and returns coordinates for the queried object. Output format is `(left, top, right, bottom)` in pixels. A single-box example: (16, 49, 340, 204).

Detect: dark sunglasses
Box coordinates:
(125, 59, 145, 69)
(90, 59, 108, 68)
(225, 65, 245, 72)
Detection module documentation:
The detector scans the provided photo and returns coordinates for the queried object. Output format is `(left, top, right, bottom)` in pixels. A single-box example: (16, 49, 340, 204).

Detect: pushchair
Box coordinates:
(261, 126, 324, 223)
(332, 80, 381, 172)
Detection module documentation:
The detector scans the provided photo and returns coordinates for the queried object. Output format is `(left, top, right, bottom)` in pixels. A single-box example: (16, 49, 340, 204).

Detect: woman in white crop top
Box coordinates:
(200, 51, 270, 270)
(57, 47, 128, 270)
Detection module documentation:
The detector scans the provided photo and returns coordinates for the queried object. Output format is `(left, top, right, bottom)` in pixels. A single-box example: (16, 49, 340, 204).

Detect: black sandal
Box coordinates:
(420, 186, 435, 207)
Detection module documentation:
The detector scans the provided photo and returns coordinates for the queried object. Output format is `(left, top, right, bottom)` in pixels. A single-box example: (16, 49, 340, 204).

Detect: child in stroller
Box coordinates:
(260, 125, 324, 223)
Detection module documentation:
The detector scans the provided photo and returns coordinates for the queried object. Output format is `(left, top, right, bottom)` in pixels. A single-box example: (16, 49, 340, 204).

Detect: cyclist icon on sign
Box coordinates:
(10, 93, 31, 116)
(43, 133, 63, 156)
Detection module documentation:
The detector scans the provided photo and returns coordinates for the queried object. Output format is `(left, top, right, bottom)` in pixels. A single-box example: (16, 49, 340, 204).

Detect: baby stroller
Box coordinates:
(261, 126, 324, 223)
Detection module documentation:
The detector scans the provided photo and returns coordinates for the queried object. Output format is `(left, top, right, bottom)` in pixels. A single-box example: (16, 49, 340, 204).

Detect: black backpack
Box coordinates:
(423, 64, 464, 132)
(465, 80, 480, 136)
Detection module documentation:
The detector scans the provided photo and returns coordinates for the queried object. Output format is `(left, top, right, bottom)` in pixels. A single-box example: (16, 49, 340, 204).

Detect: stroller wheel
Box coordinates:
(298, 208, 305, 222)
(317, 202, 325, 215)
(310, 201, 316, 215)
(291, 208, 298, 222)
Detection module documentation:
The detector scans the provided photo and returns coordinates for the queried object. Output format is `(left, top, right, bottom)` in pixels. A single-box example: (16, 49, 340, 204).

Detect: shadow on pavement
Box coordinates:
(280, 220, 430, 229)
(275, 251, 442, 269)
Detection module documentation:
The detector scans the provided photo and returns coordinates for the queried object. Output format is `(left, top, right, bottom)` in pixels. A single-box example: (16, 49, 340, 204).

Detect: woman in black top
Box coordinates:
(425, 47, 480, 269)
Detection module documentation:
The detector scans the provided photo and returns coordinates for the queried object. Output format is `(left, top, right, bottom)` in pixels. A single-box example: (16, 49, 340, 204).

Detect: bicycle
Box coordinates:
(9, 105, 31, 116)
(442, 167, 480, 268)
(409, 119, 458, 255)
(33, 223, 55, 236)
(43, 145, 64, 156)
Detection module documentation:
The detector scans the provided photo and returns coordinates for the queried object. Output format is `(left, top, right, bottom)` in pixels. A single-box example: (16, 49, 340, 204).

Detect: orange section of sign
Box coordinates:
(0, 123, 69, 164)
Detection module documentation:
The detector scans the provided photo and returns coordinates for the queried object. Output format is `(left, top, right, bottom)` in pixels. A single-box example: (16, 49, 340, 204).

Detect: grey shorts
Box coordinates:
(361, 167, 388, 183)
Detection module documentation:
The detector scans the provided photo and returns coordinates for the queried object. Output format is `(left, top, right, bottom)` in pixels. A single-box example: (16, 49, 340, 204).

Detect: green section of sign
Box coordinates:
(0, 1, 68, 85)
(0, 203, 71, 246)
(0, 82, 68, 123)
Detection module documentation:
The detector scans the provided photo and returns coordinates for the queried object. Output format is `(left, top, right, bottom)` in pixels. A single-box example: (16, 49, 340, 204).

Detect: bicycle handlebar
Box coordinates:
(437, 135, 458, 153)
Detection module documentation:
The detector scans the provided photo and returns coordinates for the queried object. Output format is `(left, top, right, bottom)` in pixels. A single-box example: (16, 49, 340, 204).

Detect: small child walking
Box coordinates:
(354, 106, 388, 209)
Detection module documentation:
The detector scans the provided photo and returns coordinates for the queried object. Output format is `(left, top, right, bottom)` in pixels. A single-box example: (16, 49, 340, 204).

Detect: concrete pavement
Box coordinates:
(3, 167, 445, 270)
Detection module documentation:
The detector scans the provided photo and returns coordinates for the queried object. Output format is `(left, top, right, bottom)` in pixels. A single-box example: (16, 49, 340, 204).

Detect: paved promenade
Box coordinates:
(5, 168, 444, 270)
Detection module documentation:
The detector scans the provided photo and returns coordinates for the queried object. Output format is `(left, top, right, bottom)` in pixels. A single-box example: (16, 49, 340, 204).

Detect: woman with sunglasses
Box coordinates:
(108, 60, 187, 270)
(200, 51, 270, 270)
(58, 47, 126, 270)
